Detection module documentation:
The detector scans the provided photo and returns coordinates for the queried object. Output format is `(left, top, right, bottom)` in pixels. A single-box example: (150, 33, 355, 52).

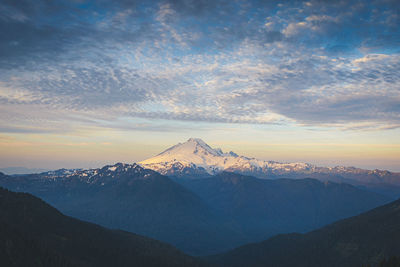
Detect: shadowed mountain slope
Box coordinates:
(176, 172, 391, 242)
(0, 166, 245, 256)
(209, 197, 400, 267)
(0, 186, 204, 267)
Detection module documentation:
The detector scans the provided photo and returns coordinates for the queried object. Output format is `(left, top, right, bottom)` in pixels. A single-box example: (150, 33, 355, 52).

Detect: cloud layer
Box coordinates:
(1, 0, 399, 133)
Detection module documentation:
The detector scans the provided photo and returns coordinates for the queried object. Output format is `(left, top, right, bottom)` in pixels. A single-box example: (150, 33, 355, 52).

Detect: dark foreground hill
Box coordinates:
(209, 196, 400, 267)
(0, 186, 204, 267)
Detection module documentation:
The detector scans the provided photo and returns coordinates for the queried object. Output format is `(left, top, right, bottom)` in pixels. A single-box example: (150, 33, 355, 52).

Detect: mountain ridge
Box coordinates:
(208, 196, 400, 267)
(139, 138, 400, 195)
(174, 171, 391, 242)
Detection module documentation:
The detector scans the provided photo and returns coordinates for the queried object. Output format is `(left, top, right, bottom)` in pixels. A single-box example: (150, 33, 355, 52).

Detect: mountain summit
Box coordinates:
(139, 139, 400, 190)
(139, 138, 317, 178)
(140, 138, 238, 174)
(157, 138, 231, 158)
(139, 138, 250, 177)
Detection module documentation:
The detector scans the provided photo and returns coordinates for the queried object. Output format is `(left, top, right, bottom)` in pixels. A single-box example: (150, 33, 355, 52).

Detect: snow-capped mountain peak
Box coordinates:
(139, 138, 245, 176)
(140, 138, 275, 176)
(157, 138, 227, 158)
(139, 138, 400, 185)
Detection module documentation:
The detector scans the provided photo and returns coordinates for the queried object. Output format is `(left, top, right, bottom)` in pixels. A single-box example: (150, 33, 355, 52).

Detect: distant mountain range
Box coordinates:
(0, 162, 391, 255)
(0, 166, 50, 175)
(0, 186, 203, 267)
(209, 195, 400, 267)
(140, 138, 400, 198)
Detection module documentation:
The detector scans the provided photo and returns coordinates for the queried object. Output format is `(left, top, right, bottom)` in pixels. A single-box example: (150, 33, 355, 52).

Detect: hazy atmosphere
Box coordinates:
(0, 0, 399, 171)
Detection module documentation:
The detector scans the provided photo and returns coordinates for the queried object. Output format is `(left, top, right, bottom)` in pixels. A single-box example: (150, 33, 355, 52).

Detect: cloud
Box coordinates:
(283, 22, 308, 37)
(3, 46, 398, 129)
(0, 0, 399, 132)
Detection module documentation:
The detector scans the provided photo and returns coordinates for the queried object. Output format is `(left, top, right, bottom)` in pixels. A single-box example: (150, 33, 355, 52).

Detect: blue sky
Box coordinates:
(0, 0, 399, 171)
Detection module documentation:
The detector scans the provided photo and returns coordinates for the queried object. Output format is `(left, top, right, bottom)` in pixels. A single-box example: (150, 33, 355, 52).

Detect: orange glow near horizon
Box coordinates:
(1, 124, 399, 172)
